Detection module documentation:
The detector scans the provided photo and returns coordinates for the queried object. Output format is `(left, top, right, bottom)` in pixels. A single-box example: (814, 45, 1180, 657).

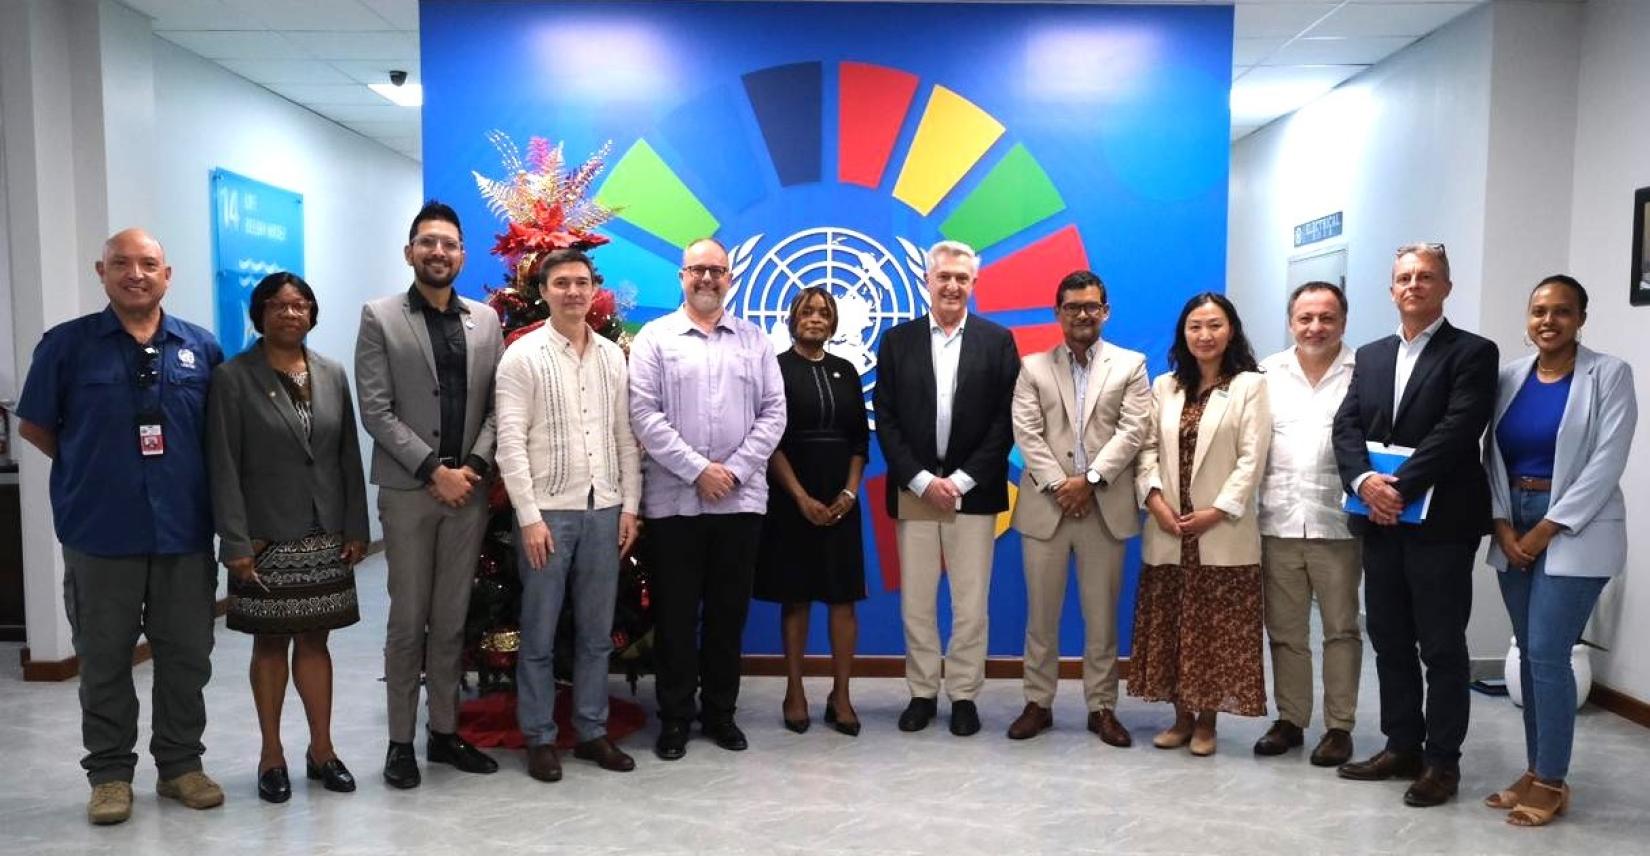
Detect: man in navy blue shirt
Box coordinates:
(16, 228, 225, 825)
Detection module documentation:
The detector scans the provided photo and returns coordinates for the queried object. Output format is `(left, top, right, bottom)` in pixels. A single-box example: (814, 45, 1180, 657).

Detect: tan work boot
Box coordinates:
(87, 781, 133, 825)
(156, 770, 224, 809)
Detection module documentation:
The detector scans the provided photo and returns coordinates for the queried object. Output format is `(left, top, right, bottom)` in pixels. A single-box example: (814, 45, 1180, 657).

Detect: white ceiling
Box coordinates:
(117, 0, 1489, 161)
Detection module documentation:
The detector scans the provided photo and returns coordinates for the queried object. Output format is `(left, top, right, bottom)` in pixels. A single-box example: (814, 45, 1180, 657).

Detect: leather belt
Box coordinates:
(1511, 476, 1552, 491)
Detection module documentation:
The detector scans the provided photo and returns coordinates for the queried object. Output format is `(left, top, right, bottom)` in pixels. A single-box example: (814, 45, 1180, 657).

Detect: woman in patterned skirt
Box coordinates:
(207, 273, 368, 802)
(754, 287, 870, 736)
(1131, 292, 1272, 756)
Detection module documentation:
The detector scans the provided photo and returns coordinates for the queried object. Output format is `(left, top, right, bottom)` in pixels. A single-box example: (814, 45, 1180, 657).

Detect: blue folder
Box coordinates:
(1343, 442, 1433, 524)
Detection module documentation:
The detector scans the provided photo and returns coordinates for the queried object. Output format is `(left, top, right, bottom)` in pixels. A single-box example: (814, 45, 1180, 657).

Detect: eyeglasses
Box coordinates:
(682, 264, 730, 280)
(268, 299, 314, 317)
(413, 235, 463, 253)
(1059, 302, 1107, 317)
(136, 345, 161, 389)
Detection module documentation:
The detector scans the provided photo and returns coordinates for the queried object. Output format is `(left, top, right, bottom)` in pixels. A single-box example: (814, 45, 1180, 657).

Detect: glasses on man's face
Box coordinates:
(136, 345, 161, 388)
(682, 264, 730, 280)
(413, 235, 463, 253)
(1059, 302, 1107, 318)
(268, 299, 314, 318)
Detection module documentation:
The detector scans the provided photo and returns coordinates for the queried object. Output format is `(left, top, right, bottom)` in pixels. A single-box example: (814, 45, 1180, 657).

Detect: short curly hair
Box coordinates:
(249, 271, 319, 334)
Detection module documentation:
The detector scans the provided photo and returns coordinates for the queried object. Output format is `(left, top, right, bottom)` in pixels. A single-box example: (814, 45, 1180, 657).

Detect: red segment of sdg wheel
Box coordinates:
(1011, 323, 1064, 356)
(865, 474, 902, 593)
(973, 225, 1090, 313)
(838, 62, 920, 188)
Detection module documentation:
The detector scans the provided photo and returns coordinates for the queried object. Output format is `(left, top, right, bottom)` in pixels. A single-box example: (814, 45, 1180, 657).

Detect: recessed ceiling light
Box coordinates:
(368, 82, 422, 107)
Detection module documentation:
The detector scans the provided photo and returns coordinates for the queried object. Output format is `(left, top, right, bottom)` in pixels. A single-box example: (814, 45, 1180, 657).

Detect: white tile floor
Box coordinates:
(2, 553, 1647, 855)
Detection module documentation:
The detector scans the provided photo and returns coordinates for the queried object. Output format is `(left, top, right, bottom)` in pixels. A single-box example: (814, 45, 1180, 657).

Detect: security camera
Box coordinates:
(388, 70, 408, 86)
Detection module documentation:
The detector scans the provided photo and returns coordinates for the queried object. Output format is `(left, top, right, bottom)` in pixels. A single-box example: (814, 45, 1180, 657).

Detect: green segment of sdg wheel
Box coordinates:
(596, 138, 720, 249)
(939, 143, 1066, 251)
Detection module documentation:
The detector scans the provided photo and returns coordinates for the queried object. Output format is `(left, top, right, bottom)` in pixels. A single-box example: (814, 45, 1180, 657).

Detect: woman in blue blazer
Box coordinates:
(1483, 275, 1636, 826)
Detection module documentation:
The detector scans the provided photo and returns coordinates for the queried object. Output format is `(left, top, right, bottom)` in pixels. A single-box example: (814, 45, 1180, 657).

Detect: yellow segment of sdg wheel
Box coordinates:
(892, 86, 1006, 216)
(995, 482, 1017, 539)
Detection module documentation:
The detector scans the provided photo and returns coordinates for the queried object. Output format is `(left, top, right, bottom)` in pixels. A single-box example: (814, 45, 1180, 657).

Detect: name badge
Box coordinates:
(139, 423, 166, 457)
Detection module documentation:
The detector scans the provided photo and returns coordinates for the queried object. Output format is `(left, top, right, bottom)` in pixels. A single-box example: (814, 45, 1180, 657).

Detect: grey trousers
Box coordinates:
(61, 547, 217, 785)
(379, 486, 490, 742)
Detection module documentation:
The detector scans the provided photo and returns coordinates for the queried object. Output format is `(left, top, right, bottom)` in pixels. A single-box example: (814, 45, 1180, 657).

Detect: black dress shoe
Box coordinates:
(703, 720, 748, 752)
(573, 737, 636, 772)
(305, 753, 356, 793)
(1310, 729, 1354, 768)
(1253, 719, 1304, 756)
(655, 720, 689, 761)
(949, 700, 981, 737)
(897, 697, 938, 733)
(427, 731, 499, 774)
(257, 766, 291, 803)
(382, 741, 420, 790)
(824, 692, 861, 737)
(1338, 749, 1423, 781)
(1403, 765, 1461, 807)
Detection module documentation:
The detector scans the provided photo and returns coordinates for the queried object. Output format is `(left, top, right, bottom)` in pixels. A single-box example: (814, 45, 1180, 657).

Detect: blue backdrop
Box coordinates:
(422, 0, 1233, 657)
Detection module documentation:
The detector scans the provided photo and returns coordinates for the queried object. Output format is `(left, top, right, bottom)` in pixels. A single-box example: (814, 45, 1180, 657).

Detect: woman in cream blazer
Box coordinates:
(1131, 292, 1272, 756)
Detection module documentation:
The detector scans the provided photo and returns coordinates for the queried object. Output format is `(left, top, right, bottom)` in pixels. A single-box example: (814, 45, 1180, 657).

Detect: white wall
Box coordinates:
(150, 38, 424, 541)
(1563, 0, 1650, 701)
(1228, 5, 1492, 357)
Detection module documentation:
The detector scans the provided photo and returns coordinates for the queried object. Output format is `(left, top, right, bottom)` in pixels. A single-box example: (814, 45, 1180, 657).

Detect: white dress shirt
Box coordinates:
(1352, 314, 1447, 494)
(1258, 345, 1356, 539)
(1068, 343, 1097, 472)
(908, 312, 976, 501)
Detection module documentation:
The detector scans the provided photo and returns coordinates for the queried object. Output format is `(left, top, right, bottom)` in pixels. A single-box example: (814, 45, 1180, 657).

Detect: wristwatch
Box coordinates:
(1085, 469, 1108, 489)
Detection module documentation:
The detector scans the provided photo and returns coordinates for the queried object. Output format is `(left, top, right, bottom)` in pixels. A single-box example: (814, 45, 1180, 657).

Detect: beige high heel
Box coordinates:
(1485, 770, 1536, 809)
(1507, 781, 1570, 827)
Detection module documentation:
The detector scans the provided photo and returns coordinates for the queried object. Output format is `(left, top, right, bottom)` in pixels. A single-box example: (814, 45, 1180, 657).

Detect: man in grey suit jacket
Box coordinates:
(1008, 270, 1151, 747)
(355, 201, 504, 788)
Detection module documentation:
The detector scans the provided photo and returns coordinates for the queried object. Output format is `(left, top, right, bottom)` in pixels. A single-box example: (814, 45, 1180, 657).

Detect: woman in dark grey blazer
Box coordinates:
(208, 273, 368, 803)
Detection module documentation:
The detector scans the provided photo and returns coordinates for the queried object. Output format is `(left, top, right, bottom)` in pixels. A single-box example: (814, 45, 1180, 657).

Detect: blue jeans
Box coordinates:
(516, 506, 621, 746)
(1497, 487, 1608, 781)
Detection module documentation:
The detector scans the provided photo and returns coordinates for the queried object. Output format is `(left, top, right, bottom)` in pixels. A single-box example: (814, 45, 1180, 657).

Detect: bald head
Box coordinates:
(98, 228, 172, 319)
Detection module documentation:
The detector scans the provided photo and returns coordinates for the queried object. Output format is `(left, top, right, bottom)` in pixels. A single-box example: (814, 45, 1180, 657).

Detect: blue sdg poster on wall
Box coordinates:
(210, 168, 304, 356)
(422, 1, 1233, 658)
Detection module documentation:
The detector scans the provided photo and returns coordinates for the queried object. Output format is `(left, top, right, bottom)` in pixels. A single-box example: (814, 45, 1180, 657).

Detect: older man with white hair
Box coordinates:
(873, 240, 1021, 737)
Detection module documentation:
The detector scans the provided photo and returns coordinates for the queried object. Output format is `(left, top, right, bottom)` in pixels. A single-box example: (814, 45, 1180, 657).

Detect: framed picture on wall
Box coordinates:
(1634, 186, 1650, 306)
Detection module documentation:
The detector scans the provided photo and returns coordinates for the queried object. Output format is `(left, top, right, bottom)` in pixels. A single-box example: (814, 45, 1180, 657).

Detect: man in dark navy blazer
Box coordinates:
(873, 240, 1021, 737)
(1331, 242, 1498, 807)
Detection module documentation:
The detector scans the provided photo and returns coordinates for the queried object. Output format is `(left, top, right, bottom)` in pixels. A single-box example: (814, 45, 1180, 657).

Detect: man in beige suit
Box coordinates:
(1008, 270, 1152, 746)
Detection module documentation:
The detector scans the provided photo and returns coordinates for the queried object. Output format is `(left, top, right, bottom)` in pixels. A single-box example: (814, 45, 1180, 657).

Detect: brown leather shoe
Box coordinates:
(527, 744, 562, 782)
(1403, 765, 1461, 807)
(1338, 749, 1423, 781)
(1006, 702, 1053, 740)
(1253, 719, 1304, 756)
(1309, 728, 1354, 767)
(573, 737, 636, 772)
(1087, 709, 1132, 748)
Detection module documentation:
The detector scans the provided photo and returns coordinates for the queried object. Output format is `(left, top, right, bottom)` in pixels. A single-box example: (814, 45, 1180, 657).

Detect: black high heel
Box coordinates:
(782, 696, 810, 733)
(306, 752, 357, 793)
(257, 766, 291, 803)
(824, 692, 860, 737)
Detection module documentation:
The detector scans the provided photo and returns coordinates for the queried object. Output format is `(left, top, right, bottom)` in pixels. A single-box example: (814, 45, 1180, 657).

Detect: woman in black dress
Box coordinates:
(755, 287, 870, 736)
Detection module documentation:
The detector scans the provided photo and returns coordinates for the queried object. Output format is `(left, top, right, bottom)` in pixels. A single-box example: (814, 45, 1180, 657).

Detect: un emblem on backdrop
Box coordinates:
(728, 226, 931, 422)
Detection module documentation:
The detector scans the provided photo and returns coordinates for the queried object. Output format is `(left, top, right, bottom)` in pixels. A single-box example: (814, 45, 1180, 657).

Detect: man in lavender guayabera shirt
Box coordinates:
(629, 237, 787, 762)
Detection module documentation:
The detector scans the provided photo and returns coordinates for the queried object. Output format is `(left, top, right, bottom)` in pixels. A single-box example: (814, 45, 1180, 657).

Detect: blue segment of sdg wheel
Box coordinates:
(656, 84, 767, 215)
(742, 62, 823, 187)
(597, 232, 686, 312)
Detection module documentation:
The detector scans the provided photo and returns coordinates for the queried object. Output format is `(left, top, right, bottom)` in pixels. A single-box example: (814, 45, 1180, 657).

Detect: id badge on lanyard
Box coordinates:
(138, 416, 166, 456)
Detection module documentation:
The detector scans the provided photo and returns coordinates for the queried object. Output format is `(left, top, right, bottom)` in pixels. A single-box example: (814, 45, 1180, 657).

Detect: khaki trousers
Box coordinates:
(379, 485, 490, 741)
(1020, 517, 1125, 710)
(897, 513, 996, 701)
(1262, 536, 1363, 731)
